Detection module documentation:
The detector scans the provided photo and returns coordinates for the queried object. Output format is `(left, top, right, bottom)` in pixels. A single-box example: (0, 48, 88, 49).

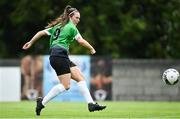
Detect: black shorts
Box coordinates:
(49, 46, 76, 75)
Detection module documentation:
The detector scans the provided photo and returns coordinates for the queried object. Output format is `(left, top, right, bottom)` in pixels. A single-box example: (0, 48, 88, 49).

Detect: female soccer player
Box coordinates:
(22, 5, 106, 116)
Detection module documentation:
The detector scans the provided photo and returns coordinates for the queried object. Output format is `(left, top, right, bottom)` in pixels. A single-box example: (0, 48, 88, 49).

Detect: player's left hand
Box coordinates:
(90, 48, 96, 55)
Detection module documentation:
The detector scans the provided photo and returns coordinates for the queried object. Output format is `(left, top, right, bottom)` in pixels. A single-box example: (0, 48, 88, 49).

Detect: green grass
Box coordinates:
(0, 101, 180, 119)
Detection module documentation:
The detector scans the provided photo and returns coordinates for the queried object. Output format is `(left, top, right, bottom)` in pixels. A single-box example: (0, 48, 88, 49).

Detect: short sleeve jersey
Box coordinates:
(44, 20, 82, 50)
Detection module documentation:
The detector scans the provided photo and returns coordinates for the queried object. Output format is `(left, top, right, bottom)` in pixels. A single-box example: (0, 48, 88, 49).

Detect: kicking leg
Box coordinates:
(70, 66, 106, 112)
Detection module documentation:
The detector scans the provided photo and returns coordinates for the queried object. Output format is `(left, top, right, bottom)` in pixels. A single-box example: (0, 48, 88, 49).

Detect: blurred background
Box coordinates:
(0, 0, 180, 102)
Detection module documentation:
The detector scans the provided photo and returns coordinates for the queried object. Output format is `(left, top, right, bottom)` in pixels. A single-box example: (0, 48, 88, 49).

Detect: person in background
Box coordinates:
(21, 55, 43, 100)
(22, 5, 106, 116)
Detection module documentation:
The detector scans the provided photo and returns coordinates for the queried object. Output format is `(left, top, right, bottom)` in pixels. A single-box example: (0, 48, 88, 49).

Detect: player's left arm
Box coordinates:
(75, 34, 96, 55)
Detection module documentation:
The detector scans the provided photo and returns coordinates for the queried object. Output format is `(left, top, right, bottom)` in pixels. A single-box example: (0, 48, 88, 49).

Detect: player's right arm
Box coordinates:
(22, 30, 48, 50)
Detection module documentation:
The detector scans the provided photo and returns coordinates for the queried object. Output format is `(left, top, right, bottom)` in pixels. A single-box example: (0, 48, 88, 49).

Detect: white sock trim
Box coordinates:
(42, 84, 65, 105)
(77, 80, 94, 104)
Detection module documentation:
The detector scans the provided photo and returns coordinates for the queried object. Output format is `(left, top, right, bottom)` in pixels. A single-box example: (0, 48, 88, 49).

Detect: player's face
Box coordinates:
(70, 12, 80, 26)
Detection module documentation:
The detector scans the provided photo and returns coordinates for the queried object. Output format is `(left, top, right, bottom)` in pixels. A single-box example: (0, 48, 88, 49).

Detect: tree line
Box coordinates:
(0, 0, 180, 59)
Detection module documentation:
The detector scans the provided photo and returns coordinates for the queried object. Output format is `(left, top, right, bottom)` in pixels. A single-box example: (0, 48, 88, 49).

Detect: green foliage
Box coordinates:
(0, 0, 180, 58)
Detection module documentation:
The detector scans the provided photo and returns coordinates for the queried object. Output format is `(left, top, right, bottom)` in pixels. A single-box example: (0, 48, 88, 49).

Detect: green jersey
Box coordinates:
(44, 20, 82, 50)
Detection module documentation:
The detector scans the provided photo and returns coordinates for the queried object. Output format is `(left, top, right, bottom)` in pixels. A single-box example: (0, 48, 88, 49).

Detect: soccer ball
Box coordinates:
(162, 68, 179, 85)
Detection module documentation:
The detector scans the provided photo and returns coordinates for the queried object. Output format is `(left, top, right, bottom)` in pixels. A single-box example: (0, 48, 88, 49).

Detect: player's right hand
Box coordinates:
(22, 41, 32, 50)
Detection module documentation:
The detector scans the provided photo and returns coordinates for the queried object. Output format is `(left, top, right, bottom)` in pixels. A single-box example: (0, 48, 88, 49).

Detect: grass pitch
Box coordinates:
(0, 101, 180, 119)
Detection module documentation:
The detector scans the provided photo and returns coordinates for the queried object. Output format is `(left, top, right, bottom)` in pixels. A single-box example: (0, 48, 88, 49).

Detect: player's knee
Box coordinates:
(63, 84, 70, 90)
(73, 72, 85, 81)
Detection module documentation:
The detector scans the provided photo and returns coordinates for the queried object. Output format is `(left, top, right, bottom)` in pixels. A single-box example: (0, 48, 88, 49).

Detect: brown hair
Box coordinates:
(45, 5, 78, 28)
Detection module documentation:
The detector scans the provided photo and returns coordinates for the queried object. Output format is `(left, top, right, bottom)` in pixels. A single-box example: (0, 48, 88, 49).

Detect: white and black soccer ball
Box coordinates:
(162, 68, 179, 85)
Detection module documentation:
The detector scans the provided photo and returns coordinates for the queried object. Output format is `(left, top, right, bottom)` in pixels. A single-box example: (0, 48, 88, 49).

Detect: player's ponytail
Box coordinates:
(45, 5, 78, 28)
